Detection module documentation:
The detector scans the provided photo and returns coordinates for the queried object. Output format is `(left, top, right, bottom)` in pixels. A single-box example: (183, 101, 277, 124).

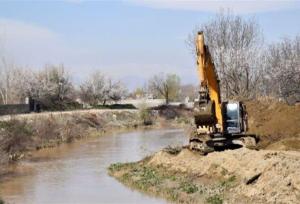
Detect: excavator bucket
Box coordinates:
(194, 100, 216, 127)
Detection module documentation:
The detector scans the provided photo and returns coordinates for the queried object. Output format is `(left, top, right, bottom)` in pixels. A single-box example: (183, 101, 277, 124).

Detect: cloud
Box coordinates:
(126, 0, 300, 14)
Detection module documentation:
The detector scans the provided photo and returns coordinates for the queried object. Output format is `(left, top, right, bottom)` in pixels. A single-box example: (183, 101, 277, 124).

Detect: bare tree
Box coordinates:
(262, 35, 300, 103)
(148, 73, 181, 104)
(187, 11, 263, 99)
(79, 71, 127, 105)
(179, 84, 197, 102)
(79, 71, 106, 105)
(0, 59, 30, 104)
(28, 64, 74, 107)
(106, 79, 127, 104)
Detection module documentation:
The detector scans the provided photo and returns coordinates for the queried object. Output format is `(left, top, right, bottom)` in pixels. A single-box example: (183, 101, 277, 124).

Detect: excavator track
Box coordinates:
(188, 128, 258, 154)
(188, 127, 214, 154)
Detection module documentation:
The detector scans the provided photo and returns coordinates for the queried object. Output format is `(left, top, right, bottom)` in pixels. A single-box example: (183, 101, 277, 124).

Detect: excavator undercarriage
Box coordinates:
(189, 129, 257, 154)
(189, 99, 258, 154)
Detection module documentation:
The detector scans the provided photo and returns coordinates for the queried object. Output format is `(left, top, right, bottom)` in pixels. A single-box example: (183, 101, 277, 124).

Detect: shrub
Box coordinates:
(179, 182, 198, 194)
(138, 103, 153, 125)
(0, 119, 33, 154)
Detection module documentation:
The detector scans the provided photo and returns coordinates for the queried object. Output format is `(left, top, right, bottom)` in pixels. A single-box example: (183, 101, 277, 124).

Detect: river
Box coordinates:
(0, 129, 187, 204)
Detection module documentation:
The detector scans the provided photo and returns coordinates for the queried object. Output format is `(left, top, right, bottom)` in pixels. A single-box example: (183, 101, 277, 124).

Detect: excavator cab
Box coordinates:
(223, 102, 247, 134)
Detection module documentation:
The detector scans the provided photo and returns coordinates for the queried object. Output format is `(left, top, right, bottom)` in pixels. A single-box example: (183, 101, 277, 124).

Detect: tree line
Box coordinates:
(0, 11, 299, 107)
(187, 11, 300, 103)
(0, 62, 192, 108)
(0, 63, 130, 108)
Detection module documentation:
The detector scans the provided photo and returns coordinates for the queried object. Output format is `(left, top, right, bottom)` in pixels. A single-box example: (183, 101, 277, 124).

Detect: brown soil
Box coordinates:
(245, 99, 300, 150)
(149, 148, 300, 203)
(111, 147, 300, 204)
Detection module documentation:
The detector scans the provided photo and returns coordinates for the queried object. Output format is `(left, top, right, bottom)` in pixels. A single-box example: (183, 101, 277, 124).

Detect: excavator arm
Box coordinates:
(194, 31, 223, 131)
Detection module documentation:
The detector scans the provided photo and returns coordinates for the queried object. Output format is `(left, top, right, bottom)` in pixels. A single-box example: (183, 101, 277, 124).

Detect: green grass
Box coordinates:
(206, 194, 223, 204)
(220, 175, 236, 188)
(108, 160, 224, 203)
(119, 165, 162, 190)
(179, 181, 199, 194)
(108, 162, 128, 172)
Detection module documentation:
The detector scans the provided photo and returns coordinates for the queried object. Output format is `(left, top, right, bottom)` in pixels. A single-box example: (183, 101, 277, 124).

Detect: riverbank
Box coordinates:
(109, 147, 300, 204)
(0, 109, 138, 164)
(0, 108, 191, 180)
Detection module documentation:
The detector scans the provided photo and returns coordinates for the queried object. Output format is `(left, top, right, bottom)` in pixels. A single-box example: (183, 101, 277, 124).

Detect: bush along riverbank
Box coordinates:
(0, 110, 141, 171)
(0, 108, 192, 176)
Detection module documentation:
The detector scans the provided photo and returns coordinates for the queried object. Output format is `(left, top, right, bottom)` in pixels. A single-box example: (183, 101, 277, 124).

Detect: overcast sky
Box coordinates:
(0, 0, 300, 90)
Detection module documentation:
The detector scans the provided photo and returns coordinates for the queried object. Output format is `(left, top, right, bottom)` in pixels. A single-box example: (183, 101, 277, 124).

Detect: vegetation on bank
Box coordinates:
(108, 156, 238, 204)
(0, 110, 141, 166)
(0, 105, 192, 166)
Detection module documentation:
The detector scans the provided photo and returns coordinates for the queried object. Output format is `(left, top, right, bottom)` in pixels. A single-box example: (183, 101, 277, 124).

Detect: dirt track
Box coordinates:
(0, 109, 137, 121)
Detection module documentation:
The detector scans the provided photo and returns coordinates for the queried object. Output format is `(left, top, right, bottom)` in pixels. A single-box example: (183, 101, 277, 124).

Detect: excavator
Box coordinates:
(189, 31, 257, 153)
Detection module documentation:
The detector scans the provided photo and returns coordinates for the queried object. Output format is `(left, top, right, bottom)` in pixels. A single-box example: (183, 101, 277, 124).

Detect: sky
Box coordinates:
(0, 0, 300, 90)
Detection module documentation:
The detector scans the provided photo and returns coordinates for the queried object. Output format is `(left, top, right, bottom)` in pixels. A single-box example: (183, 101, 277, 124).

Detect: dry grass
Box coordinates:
(0, 110, 140, 167)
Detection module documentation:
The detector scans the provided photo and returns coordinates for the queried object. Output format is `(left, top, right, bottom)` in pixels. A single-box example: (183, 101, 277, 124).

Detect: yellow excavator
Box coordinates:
(190, 31, 257, 153)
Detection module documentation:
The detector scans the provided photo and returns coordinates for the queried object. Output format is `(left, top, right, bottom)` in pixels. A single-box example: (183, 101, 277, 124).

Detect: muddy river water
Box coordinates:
(0, 129, 187, 204)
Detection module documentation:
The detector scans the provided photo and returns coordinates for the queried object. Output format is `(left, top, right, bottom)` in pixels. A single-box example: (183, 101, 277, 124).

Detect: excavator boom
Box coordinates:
(195, 31, 222, 131)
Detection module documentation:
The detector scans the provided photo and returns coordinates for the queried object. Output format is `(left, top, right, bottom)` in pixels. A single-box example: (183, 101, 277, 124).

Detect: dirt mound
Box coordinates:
(245, 100, 300, 150)
(149, 148, 300, 203)
(152, 105, 193, 120)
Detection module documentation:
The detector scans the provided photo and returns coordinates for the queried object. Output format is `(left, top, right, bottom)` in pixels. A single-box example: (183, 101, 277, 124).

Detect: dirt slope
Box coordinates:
(148, 148, 300, 203)
(245, 100, 300, 150)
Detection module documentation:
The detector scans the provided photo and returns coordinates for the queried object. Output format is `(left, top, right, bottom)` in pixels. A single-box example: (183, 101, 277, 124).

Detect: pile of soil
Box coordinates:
(151, 105, 193, 120)
(147, 148, 300, 203)
(245, 100, 300, 150)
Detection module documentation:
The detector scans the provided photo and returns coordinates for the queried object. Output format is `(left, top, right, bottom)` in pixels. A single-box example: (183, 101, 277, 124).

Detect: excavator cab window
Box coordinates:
(224, 102, 241, 134)
(225, 103, 238, 120)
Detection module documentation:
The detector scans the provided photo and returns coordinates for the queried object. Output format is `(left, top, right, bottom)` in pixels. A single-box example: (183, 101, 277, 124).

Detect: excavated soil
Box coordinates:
(245, 100, 300, 150)
(110, 148, 300, 204)
(150, 148, 300, 203)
